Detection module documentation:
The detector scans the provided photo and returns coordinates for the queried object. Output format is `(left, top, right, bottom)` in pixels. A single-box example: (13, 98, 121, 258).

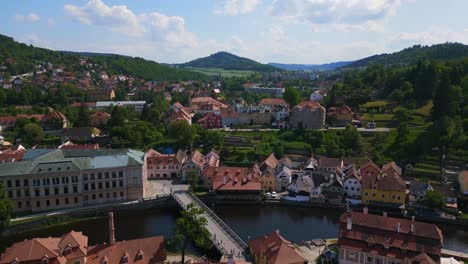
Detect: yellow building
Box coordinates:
(260, 168, 276, 192)
(361, 174, 407, 207)
(459, 171, 468, 195)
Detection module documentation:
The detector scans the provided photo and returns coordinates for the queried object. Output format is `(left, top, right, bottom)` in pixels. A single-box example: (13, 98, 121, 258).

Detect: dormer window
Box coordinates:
(11, 260, 20, 264)
(41, 257, 49, 264)
(136, 250, 144, 261)
(62, 246, 72, 255)
(122, 255, 128, 263)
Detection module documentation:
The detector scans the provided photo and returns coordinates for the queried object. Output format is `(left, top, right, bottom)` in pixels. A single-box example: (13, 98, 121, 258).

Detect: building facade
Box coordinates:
(0, 149, 147, 213)
(290, 101, 326, 129)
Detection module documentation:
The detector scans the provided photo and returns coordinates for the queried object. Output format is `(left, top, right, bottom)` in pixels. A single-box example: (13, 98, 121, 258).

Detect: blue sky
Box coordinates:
(1, 0, 467, 64)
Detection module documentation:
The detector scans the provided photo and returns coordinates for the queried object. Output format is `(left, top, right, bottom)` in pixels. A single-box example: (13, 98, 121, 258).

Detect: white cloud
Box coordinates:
(64, 0, 198, 50)
(15, 13, 41, 22)
(268, 0, 402, 32)
(215, 0, 261, 15)
(392, 27, 468, 47)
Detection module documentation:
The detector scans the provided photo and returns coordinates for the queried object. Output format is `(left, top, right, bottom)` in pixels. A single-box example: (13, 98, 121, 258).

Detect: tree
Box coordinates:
(22, 123, 44, 146)
(174, 204, 211, 264)
(167, 120, 196, 149)
(283, 87, 301, 107)
(393, 107, 412, 123)
(0, 183, 13, 234)
(108, 106, 128, 127)
(341, 125, 363, 155)
(76, 104, 90, 127)
(423, 190, 446, 210)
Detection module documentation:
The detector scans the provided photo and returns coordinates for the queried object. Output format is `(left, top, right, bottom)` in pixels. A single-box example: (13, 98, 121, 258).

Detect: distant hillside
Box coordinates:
(345, 43, 468, 68)
(269, 61, 353, 71)
(180, 51, 280, 72)
(58, 50, 126, 57)
(0, 34, 206, 81)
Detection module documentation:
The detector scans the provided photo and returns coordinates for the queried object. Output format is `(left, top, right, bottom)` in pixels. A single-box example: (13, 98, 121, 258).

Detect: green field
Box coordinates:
(415, 101, 433, 117)
(184, 67, 256, 77)
(359, 100, 389, 108)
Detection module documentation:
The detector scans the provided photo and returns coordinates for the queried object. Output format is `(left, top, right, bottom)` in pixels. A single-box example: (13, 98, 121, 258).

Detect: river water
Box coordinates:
(2, 205, 468, 253)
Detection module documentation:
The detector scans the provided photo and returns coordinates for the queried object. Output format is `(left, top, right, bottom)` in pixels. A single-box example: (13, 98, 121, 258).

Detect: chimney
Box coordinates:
(108, 212, 116, 245)
(396, 223, 401, 233)
(410, 224, 415, 233)
(347, 215, 352, 230)
(363, 207, 368, 214)
(411, 216, 415, 221)
(223, 176, 226, 185)
(383, 211, 387, 217)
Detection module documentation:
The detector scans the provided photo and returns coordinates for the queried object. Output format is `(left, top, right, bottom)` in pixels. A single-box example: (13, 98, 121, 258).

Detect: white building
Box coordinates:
(310, 89, 327, 102)
(276, 164, 292, 192)
(343, 167, 362, 205)
(96, 101, 147, 112)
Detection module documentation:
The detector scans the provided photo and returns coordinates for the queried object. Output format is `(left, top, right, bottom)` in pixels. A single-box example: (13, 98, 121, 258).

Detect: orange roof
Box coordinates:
(382, 161, 402, 177)
(204, 166, 262, 191)
(362, 174, 406, 192)
(259, 98, 289, 107)
(260, 153, 279, 171)
(220, 107, 240, 118)
(86, 236, 165, 264)
(295, 100, 323, 109)
(249, 230, 307, 264)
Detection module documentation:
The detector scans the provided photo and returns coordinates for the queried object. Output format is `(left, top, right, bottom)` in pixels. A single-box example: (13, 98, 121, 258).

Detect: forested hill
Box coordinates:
(180, 51, 281, 72)
(345, 43, 468, 68)
(0, 34, 206, 81)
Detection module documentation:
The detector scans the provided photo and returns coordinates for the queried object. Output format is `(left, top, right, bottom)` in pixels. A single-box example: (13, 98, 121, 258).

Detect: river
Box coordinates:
(2, 205, 468, 254)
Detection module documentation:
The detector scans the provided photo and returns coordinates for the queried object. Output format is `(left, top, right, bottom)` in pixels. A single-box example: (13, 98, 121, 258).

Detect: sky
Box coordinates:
(1, 0, 468, 64)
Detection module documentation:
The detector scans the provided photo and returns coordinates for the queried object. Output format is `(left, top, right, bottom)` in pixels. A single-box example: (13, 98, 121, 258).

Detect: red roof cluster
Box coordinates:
(249, 230, 307, 264)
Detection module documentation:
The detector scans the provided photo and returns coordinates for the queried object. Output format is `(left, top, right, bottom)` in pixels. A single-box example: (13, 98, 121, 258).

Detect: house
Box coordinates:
(0, 145, 26, 163)
(96, 101, 146, 112)
(90, 111, 111, 127)
(338, 211, 443, 264)
(382, 162, 402, 177)
(61, 127, 101, 142)
(409, 181, 433, 205)
(360, 161, 381, 179)
(343, 166, 362, 203)
(290, 101, 326, 129)
(249, 230, 307, 264)
(59, 141, 100, 150)
(203, 166, 262, 202)
(167, 102, 193, 125)
(145, 149, 186, 179)
(327, 105, 355, 127)
(310, 89, 327, 102)
(260, 153, 280, 171)
(190, 97, 227, 111)
(87, 89, 115, 101)
(433, 185, 458, 209)
(458, 171, 468, 195)
(286, 174, 313, 202)
(0, 111, 69, 131)
(197, 112, 222, 128)
(181, 149, 220, 181)
(320, 175, 344, 203)
(276, 164, 292, 192)
(318, 157, 344, 172)
(0, 214, 166, 264)
(220, 107, 241, 127)
(260, 167, 276, 192)
(245, 86, 285, 97)
(361, 173, 407, 208)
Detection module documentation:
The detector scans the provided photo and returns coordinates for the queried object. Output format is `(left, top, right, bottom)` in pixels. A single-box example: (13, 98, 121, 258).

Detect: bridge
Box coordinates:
(172, 191, 249, 261)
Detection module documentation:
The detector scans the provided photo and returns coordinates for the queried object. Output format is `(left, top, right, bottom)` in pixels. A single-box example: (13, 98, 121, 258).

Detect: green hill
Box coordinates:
(0, 34, 206, 81)
(345, 43, 468, 68)
(180, 51, 281, 72)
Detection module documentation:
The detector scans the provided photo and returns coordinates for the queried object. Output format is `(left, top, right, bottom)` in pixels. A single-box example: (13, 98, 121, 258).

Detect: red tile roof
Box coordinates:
(86, 236, 166, 264)
(259, 98, 289, 107)
(146, 149, 185, 166)
(338, 212, 443, 262)
(203, 166, 262, 191)
(295, 100, 323, 109)
(249, 230, 307, 264)
(382, 161, 402, 177)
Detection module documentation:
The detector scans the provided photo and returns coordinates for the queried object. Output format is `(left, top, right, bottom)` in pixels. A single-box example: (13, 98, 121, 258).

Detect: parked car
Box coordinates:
(271, 191, 277, 198)
(266, 192, 271, 198)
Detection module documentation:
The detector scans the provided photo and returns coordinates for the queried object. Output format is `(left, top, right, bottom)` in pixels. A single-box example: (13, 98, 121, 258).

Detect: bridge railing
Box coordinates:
(186, 192, 248, 250)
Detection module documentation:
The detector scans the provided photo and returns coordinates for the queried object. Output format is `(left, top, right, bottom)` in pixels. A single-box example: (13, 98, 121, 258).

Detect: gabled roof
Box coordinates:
(260, 153, 279, 171)
(258, 98, 289, 107)
(382, 161, 402, 177)
(249, 230, 307, 264)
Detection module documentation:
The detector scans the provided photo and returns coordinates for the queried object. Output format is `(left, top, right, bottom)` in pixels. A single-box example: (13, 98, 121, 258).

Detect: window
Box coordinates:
(112, 181, 116, 188)
(64, 187, 69, 194)
(18, 201, 22, 208)
(120, 191, 124, 197)
(99, 193, 103, 198)
(83, 174, 88, 181)
(84, 184, 89, 191)
(56, 199, 60, 205)
(106, 193, 110, 198)
(351, 187, 354, 191)
(45, 189, 50, 196)
(122, 255, 128, 263)
(119, 171, 123, 177)
(91, 173, 95, 180)
(23, 179, 29, 186)
(7, 180, 12, 188)
(36, 201, 41, 208)
(106, 172, 110, 178)
(92, 194, 96, 200)
(136, 252, 143, 261)
(113, 192, 117, 198)
(382, 194, 385, 198)
(35, 189, 40, 196)
(54, 188, 59, 195)
(16, 190, 21, 197)
(15, 180, 20, 187)
(98, 173, 102, 180)
(367, 256, 373, 263)
(91, 183, 96, 190)
(25, 189, 30, 197)
(365, 192, 368, 196)
(105, 182, 110, 188)
(74, 197, 78, 203)
(73, 185, 78, 193)
(112, 172, 117, 178)
(46, 200, 50, 207)
(119, 181, 123, 187)
(26, 201, 31, 207)
(98, 182, 103, 189)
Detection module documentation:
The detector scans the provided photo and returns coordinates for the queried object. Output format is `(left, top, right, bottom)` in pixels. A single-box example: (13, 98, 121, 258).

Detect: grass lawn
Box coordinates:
(185, 67, 256, 77)
(359, 100, 389, 108)
(415, 101, 433, 117)
(362, 113, 394, 121)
